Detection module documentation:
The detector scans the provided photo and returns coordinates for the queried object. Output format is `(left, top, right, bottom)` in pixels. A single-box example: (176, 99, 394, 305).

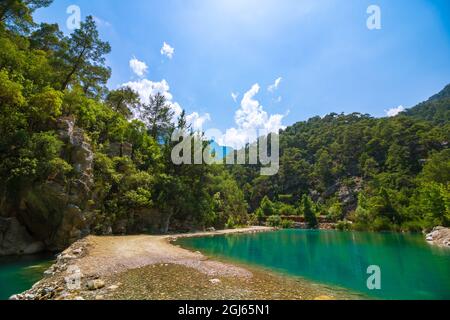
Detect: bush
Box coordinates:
(336, 220, 352, 231)
(371, 217, 393, 232)
(277, 203, 298, 216)
(301, 195, 318, 228)
(401, 220, 424, 233)
(266, 215, 282, 227)
(247, 213, 259, 226)
(225, 216, 237, 229)
(280, 219, 294, 229)
(327, 201, 343, 222)
(260, 196, 276, 216)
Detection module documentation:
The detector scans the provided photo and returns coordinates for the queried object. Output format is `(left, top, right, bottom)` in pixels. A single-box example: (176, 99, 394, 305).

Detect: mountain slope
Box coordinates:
(230, 85, 450, 231)
(404, 84, 450, 124)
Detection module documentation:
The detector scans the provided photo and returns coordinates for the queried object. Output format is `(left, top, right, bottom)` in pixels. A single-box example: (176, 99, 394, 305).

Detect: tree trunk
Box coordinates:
(160, 212, 173, 234)
(60, 47, 87, 91)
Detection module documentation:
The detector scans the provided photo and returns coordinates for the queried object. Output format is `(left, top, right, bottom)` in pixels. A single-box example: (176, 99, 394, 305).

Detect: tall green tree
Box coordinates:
(141, 92, 174, 140)
(301, 195, 318, 228)
(0, 0, 52, 32)
(106, 87, 140, 119)
(60, 15, 111, 92)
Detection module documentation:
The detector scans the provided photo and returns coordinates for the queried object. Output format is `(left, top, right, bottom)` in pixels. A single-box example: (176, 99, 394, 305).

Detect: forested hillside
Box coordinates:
(0, 1, 448, 256)
(0, 1, 247, 255)
(230, 87, 449, 231)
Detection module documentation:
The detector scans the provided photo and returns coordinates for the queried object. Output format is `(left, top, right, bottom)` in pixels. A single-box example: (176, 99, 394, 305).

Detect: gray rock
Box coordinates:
(0, 116, 95, 256)
(25, 293, 36, 300)
(0, 217, 45, 256)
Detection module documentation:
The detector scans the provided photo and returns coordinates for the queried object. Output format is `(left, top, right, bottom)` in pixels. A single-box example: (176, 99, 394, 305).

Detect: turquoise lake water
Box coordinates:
(0, 254, 54, 300)
(177, 230, 450, 300)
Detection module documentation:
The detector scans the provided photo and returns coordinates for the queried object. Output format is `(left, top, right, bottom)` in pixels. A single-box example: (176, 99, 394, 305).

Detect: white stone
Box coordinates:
(209, 278, 221, 284)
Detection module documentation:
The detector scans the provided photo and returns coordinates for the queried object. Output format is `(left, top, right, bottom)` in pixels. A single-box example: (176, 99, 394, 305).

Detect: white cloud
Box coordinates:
(93, 16, 112, 28)
(231, 92, 239, 103)
(161, 42, 175, 59)
(268, 77, 282, 92)
(129, 57, 148, 77)
(121, 78, 181, 121)
(187, 112, 211, 130)
(386, 105, 405, 117)
(121, 77, 209, 128)
(217, 83, 285, 148)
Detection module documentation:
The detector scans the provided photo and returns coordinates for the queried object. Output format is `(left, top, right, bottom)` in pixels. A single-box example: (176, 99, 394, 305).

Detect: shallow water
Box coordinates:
(177, 229, 450, 300)
(0, 254, 54, 300)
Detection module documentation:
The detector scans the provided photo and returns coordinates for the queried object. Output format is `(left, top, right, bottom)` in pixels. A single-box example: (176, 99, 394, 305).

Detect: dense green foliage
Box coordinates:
(0, 1, 448, 237)
(230, 92, 449, 231)
(0, 2, 247, 234)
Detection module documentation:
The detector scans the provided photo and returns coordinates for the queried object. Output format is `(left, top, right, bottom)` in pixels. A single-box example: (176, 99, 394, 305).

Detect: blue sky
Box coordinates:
(35, 0, 450, 147)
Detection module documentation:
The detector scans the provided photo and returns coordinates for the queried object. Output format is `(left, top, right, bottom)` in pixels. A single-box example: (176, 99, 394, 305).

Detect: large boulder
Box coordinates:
(0, 217, 44, 256)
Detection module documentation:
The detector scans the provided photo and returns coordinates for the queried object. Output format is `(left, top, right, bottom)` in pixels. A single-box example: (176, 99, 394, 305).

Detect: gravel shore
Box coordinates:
(14, 227, 363, 300)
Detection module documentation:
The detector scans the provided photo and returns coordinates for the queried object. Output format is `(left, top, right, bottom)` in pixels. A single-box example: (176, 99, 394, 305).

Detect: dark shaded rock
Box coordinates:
(112, 208, 165, 235)
(0, 217, 44, 255)
(107, 142, 133, 158)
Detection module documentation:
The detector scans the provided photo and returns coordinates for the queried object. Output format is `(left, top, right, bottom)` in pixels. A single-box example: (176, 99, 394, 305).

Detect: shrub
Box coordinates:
(336, 220, 352, 231)
(247, 213, 259, 226)
(225, 216, 237, 229)
(280, 219, 294, 229)
(266, 215, 282, 227)
(401, 220, 424, 233)
(371, 217, 393, 232)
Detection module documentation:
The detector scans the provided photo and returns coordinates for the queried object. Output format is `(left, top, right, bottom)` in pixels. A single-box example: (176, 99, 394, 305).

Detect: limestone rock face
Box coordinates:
(0, 217, 45, 255)
(0, 116, 94, 255)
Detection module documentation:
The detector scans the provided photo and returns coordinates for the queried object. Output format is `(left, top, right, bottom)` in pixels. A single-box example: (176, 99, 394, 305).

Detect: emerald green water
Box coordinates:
(0, 254, 54, 300)
(177, 230, 450, 300)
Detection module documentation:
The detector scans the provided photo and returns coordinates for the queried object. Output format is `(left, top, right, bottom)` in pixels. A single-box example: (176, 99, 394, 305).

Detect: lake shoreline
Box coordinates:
(12, 226, 362, 300)
(425, 227, 450, 248)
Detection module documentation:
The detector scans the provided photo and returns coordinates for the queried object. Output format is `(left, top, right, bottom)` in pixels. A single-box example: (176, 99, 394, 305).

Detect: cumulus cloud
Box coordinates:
(268, 77, 282, 92)
(161, 42, 175, 59)
(217, 84, 285, 149)
(123, 59, 209, 128)
(187, 112, 211, 130)
(129, 57, 148, 77)
(122, 78, 182, 121)
(386, 105, 405, 117)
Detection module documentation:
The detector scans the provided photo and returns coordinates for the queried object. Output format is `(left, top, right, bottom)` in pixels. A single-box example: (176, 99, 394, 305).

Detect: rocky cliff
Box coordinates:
(0, 117, 94, 255)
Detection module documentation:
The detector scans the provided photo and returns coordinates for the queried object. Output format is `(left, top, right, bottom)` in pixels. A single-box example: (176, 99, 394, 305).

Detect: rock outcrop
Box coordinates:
(0, 217, 45, 255)
(426, 227, 450, 248)
(0, 116, 95, 255)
